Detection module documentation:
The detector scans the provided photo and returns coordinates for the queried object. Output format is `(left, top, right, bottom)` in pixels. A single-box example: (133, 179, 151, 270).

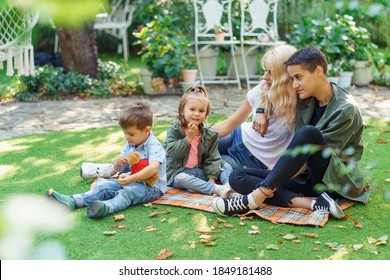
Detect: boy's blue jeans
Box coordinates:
(171, 162, 232, 195)
(72, 180, 163, 214)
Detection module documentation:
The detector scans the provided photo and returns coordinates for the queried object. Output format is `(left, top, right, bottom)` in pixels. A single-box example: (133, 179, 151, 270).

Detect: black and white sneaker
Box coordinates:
(212, 196, 251, 216)
(312, 192, 345, 219)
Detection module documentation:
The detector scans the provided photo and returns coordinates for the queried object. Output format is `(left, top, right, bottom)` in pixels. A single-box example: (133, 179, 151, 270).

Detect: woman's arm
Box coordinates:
(212, 97, 253, 137)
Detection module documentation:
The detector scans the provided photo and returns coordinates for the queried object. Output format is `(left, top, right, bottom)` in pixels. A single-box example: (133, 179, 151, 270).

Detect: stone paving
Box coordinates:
(0, 85, 389, 141)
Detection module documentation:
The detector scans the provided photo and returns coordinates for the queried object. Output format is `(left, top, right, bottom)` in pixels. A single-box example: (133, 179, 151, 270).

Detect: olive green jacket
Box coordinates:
(295, 83, 370, 202)
(164, 119, 222, 186)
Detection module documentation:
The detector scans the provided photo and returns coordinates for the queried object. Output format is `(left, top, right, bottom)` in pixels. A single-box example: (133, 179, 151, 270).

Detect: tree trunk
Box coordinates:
(57, 23, 98, 78)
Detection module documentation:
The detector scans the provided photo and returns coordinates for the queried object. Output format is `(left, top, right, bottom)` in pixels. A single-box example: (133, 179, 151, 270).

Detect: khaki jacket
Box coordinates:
(295, 83, 370, 202)
(164, 119, 222, 186)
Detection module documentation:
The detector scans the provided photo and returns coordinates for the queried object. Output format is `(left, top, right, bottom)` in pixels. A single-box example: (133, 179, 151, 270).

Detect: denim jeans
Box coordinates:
(218, 126, 268, 170)
(172, 162, 232, 195)
(72, 180, 163, 214)
(229, 125, 333, 207)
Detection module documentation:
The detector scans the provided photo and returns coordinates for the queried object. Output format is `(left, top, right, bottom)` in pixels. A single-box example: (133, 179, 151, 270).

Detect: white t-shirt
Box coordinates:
(241, 85, 293, 169)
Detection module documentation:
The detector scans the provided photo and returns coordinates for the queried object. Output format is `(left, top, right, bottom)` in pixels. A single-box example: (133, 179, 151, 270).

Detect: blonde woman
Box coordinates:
(213, 44, 297, 170)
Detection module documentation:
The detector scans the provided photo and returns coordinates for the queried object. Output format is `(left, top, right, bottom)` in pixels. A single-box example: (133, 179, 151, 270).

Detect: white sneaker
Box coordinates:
(80, 162, 114, 179)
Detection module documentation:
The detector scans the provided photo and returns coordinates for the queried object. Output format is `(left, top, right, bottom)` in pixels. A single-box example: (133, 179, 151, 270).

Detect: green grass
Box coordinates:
(0, 117, 389, 260)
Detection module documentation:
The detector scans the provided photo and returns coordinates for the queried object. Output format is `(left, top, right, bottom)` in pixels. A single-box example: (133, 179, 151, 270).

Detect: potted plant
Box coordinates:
(339, 58, 355, 89)
(180, 57, 199, 93)
(133, 15, 191, 94)
(214, 24, 227, 41)
(328, 62, 341, 84)
(351, 26, 378, 86)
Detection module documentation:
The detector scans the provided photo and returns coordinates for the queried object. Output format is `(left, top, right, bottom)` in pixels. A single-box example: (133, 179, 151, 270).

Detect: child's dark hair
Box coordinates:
(284, 46, 328, 74)
(177, 85, 210, 127)
(119, 102, 153, 130)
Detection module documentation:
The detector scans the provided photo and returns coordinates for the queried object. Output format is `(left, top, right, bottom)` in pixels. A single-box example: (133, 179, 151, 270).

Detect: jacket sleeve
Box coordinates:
(320, 105, 362, 156)
(163, 123, 191, 160)
(202, 130, 222, 180)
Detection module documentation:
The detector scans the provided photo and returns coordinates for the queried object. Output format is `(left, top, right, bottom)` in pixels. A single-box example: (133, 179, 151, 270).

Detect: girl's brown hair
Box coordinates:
(177, 85, 210, 128)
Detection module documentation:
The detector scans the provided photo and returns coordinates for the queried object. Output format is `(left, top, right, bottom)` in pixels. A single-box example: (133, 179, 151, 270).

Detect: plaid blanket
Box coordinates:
(152, 188, 355, 227)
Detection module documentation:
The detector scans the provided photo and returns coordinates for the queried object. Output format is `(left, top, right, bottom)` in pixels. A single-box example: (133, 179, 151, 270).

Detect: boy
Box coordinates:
(46, 102, 167, 219)
(213, 46, 370, 217)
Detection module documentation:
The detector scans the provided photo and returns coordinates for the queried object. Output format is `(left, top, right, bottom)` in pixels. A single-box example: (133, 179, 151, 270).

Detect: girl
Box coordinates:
(213, 44, 297, 170)
(164, 85, 233, 197)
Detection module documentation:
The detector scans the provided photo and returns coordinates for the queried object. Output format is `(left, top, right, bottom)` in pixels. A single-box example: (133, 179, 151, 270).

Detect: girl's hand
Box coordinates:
(187, 123, 199, 139)
(117, 173, 132, 186)
(252, 113, 269, 137)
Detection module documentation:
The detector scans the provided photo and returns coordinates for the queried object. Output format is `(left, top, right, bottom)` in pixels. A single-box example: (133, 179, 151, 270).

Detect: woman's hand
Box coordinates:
(252, 113, 269, 137)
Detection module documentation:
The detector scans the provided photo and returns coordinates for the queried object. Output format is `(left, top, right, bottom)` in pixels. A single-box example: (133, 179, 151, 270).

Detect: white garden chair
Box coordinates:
(193, 0, 241, 89)
(93, 0, 135, 61)
(240, 0, 285, 87)
(0, 2, 39, 76)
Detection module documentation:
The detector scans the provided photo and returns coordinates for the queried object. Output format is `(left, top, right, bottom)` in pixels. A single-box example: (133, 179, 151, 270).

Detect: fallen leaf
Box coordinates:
(313, 247, 320, 251)
(114, 214, 125, 221)
(292, 239, 301, 243)
(103, 230, 117, 236)
(302, 232, 318, 238)
(344, 213, 353, 219)
(376, 138, 388, 144)
(239, 221, 245, 226)
(266, 244, 279, 250)
(156, 248, 174, 260)
(385, 178, 390, 183)
(149, 209, 172, 218)
(367, 236, 377, 244)
(338, 225, 346, 229)
(353, 244, 363, 251)
(224, 222, 234, 228)
(379, 128, 390, 133)
(371, 250, 380, 255)
(117, 224, 127, 229)
(248, 225, 260, 235)
(353, 220, 363, 228)
(188, 241, 196, 249)
(376, 235, 388, 246)
(233, 257, 241, 260)
(146, 226, 157, 232)
(282, 233, 296, 240)
(199, 234, 220, 245)
(196, 229, 219, 234)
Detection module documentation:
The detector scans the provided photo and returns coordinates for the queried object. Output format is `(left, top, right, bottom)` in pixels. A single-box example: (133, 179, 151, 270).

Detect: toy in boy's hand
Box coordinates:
(125, 151, 159, 186)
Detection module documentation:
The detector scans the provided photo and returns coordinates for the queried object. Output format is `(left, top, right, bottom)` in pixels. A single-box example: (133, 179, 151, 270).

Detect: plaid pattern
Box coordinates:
(152, 188, 356, 227)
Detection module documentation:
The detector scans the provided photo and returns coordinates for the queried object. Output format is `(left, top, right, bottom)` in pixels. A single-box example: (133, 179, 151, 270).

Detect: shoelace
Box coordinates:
(313, 205, 329, 212)
(227, 197, 248, 212)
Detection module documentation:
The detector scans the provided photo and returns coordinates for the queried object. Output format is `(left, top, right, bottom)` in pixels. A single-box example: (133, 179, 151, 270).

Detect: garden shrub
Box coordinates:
(14, 60, 141, 101)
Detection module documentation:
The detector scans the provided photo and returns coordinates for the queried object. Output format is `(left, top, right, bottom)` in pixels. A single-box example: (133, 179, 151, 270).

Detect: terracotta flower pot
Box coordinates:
(181, 69, 198, 82)
(215, 32, 225, 41)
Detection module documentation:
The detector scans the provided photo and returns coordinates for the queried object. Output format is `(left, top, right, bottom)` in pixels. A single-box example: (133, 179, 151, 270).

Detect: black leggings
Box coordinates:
(229, 125, 333, 207)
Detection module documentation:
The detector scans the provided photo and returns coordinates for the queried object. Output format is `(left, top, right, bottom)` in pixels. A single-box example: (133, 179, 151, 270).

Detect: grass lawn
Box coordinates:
(0, 116, 389, 260)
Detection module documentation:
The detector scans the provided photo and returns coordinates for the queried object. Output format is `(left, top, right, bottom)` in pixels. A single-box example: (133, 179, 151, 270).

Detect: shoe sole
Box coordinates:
(328, 201, 345, 219)
(212, 198, 227, 217)
(87, 202, 106, 219)
(321, 192, 345, 219)
(45, 188, 72, 210)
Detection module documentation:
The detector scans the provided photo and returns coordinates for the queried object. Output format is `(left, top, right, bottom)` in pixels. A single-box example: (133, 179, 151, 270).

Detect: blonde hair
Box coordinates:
(260, 45, 297, 131)
(177, 85, 210, 128)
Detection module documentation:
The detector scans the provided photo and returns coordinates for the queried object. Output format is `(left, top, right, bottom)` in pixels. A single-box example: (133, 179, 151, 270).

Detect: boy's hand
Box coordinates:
(117, 173, 132, 186)
(113, 156, 127, 172)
